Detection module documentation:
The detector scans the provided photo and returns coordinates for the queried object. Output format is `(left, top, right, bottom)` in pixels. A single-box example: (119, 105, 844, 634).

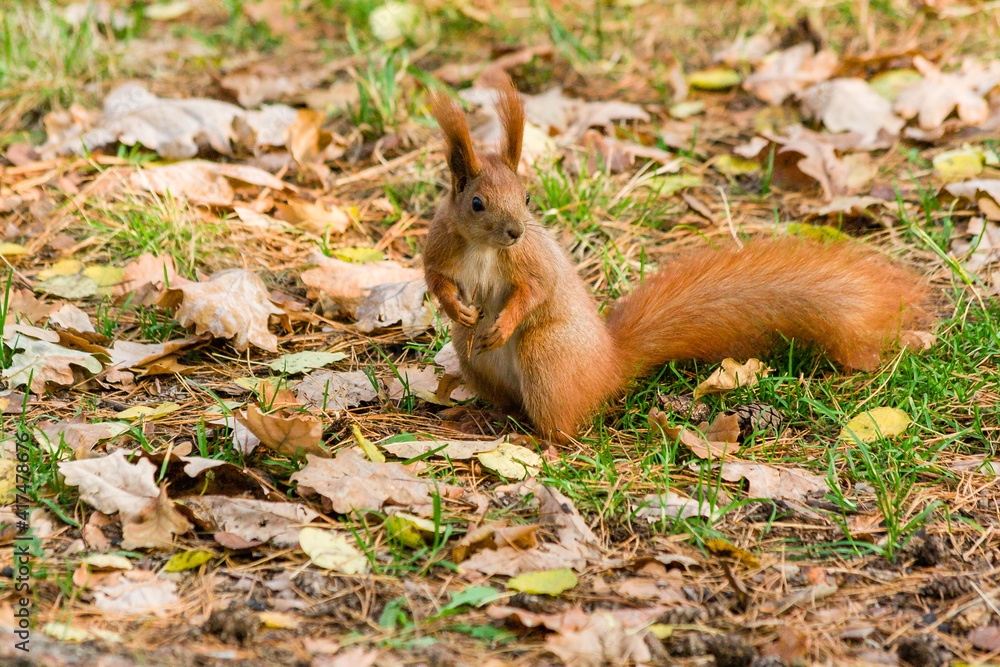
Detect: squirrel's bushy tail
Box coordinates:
(605, 238, 929, 377)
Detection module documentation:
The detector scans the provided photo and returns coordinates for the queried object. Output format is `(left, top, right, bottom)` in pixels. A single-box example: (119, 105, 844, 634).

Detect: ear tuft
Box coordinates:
(429, 91, 481, 193)
(494, 74, 524, 171)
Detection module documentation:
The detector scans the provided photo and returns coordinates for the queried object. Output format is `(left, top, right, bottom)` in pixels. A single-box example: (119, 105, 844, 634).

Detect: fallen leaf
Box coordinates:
(157, 269, 283, 352)
(951, 218, 1000, 275)
(941, 179, 1000, 221)
(5, 289, 58, 324)
(0, 242, 29, 256)
(632, 491, 717, 522)
(894, 56, 1000, 130)
(839, 407, 912, 442)
(114, 253, 190, 300)
(237, 403, 325, 457)
(385, 364, 439, 401)
(121, 486, 194, 550)
(546, 611, 655, 667)
(704, 538, 760, 567)
(798, 78, 905, 149)
(35, 273, 99, 299)
(266, 350, 347, 375)
(92, 571, 179, 614)
(718, 462, 827, 503)
(384, 512, 444, 548)
(869, 68, 923, 102)
(381, 436, 503, 460)
(333, 247, 385, 263)
(476, 442, 544, 480)
(117, 402, 181, 421)
(163, 549, 214, 572)
(2, 334, 104, 393)
(933, 147, 985, 179)
(33, 418, 130, 458)
(688, 68, 741, 90)
(130, 161, 288, 207)
(451, 521, 540, 563)
(58, 450, 159, 523)
(694, 358, 770, 399)
(652, 418, 735, 462)
(292, 369, 381, 411)
(743, 42, 839, 105)
(41, 81, 296, 159)
(355, 279, 434, 337)
(46, 303, 94, 332)
(969, 626, 1000, 652)
(507, 568, 578, 596)
(180, 496, 320, 547)
(300, 252, 422, 315)
(291, 448, 457, 516)
(275, 199, 349, 234)
(298, 527, 369, 574)
(286, 109, 334, 184)
(369, 1, 423, 42)
(42, 622, 121, 644)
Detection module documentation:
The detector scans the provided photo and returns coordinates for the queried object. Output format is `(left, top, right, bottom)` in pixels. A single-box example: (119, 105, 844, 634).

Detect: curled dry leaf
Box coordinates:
(632, 491, 716, 522)
(106, 336, 205, 381)
(649, 411, 735, 461)
(290, 448, 459, 516)
(385, 364, 439, 401)
(941, 180, 1000, 222)
(130, 161, 288, 207)
(743, 42, 839, 105)
(2, 334, 104, 393)
(300, 251, 423, 315)
(34, 418, 130, 458)
(236, 403, 325, 457)
(5, 288, 58, 324)
(47, 303, 94, 332)
(694, 358, 770, 399)
(286, 109, 334, 184)
(894, 57, 1000, 130)
(120, 486, 194, 550)
(157, 269, 283, 352)
(93, 570, 179, 615)
(41, 81, 297, 159)
(298, 527, 369, 574)
(180, 496, 320, 548)
(718, 461, 827, 503)
(113, 253, 190, 303)
(476, 442, 543, 480)
(292, 369, 381, 411)
(355, 279, 434, 337)
(451, 520, 540, 563)
(951, 218, 1000, 280)
(58, 450, 159, 524)
(380, 436, 504, 460)
(275, 199, 349, 235)
(798, 78, 905, 149)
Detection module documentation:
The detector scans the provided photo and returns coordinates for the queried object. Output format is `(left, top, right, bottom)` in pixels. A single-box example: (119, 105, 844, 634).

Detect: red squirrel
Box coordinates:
(423, 78, 929, 441)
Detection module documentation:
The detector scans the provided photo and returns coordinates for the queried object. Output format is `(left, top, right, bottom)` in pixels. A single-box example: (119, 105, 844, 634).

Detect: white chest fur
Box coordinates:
(453, 246, 507, 308)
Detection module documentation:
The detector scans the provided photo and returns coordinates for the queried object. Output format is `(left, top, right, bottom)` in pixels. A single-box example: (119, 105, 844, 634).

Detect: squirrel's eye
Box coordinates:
(472, 196, 484, 212)
(525, 193, 531, 205)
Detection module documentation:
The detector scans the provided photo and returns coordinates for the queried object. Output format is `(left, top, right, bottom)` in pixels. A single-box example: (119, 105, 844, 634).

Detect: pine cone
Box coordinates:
(724, 402, 782, 439)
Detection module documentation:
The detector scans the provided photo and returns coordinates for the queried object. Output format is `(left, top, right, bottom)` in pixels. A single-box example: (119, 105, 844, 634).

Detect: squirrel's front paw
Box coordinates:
(454, 301, 481, 328)
(476, 320, 511, 352)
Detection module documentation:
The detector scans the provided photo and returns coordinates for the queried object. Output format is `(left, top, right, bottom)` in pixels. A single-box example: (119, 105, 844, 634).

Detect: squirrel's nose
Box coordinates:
(506, 228, 522, 241)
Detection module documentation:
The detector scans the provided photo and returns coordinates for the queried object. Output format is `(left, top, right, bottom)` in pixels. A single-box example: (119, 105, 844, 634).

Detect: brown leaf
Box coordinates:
(236, 403, 325, 457)
(286, 110, 333, 184)
(5, 289, 58, 324)
(34, 417, 130, 459)
(385, 364, 439, 401)
(694, 358, 770, 398)
(300, 252, 423, 315)
(719, 461, 828, 502)
(704, 413, 742, 444)
(120, 486, 193, 550)
(157, 269, 283, 352)
(130, 161, 288, 207)
(969, 626, 1000, 652)
(894, 56, 1000, 130)
(290, 448, 457, 515)
(47, 303, 94, 332)
(180, 496, 320, 548)
(275, 199, 349, 235)
(107, 337, 205, 377)
(93, 570, 179, 615)
(58, 450, 159, 523)
(451, 520, 540, 563)
(798, 78, 905, 149)
(355, 279, 434, 337)
(292, 369, 382, 411)
(114, 253, 190, 301)
(743, 42, 839, 105)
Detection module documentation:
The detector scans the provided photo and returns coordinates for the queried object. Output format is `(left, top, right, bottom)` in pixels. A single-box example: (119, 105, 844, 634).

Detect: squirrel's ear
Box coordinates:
(495, 75, 524, 171)
(429, 91, 481, 194)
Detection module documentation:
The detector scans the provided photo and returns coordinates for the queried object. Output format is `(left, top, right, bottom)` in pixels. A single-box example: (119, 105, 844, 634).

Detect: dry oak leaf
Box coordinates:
(941, 179, 1000, 222)
(381, 436, 504, 461)
(236, 403, 325, 457)
(180, 496, 320, 548)
(290, 448, 460, 516)
(114, 253, 190, 300)
(47, 303, 94, 332)
(694, 358, 770, 399)
(157, 269, 283, 352)
(355, 279, 434, 338)
(292, 369, 381, 412)
(798, 78, 905, 150)
(275, 198, 349, 235)
(5, 288, 58, 324)
(121, 486, 193, 550)
(632, 491, 716, 522)
(743, 42, 839, 105)
(41, 81, 297, 159)
(2, 333, 104, 393)
(106, 336, 205, 379)
(450, 520, 540, 563)
(130, 160, 288, 207)
(718, 461, 827, 503)
(92, 570, 179, 615)
(58, 450, 159, 524)
(649, 411, 735, 462)
(894, 57, 1000, 130)
(34, 418, 129, 458)
(300, 251, 422, 315)
(385, 364, 439, 401)
(286, 109, 334, 184)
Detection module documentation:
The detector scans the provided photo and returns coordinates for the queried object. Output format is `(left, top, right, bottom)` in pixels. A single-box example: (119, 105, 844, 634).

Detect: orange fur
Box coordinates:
(424, 81, 931, 441)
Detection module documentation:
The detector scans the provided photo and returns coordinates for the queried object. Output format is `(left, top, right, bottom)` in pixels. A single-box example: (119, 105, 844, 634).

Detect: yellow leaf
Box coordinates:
(333, 247, 384, 263)
(839, 407, 911, 442)
(37, 259, 84, 280)
(714, 154, 761, 176)
(163, 549, 214, 572)
(869, 69, 923, 102)
(299, 527, 369, 574)
(669, 101, 705, 119)
(476, 442, 543, 480)
(352, 424, 385, 463)
(507, 568, 578, 596)
(117, 402, 181, 420)
(259, 611, 301, 629)
(384, 513, 439, 549)
(704, 538, 760, 567)
(0, 243, 29, 256)
(688, 68, 742, 90)
(83, 265, 125, 296)
(648, 624, 674, 639)
(933, 148, 984, 179)
(0, 459, 15, 504)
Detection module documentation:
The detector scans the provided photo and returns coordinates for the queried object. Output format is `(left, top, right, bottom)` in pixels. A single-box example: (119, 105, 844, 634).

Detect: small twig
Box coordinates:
(718, 186, 742, 249)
